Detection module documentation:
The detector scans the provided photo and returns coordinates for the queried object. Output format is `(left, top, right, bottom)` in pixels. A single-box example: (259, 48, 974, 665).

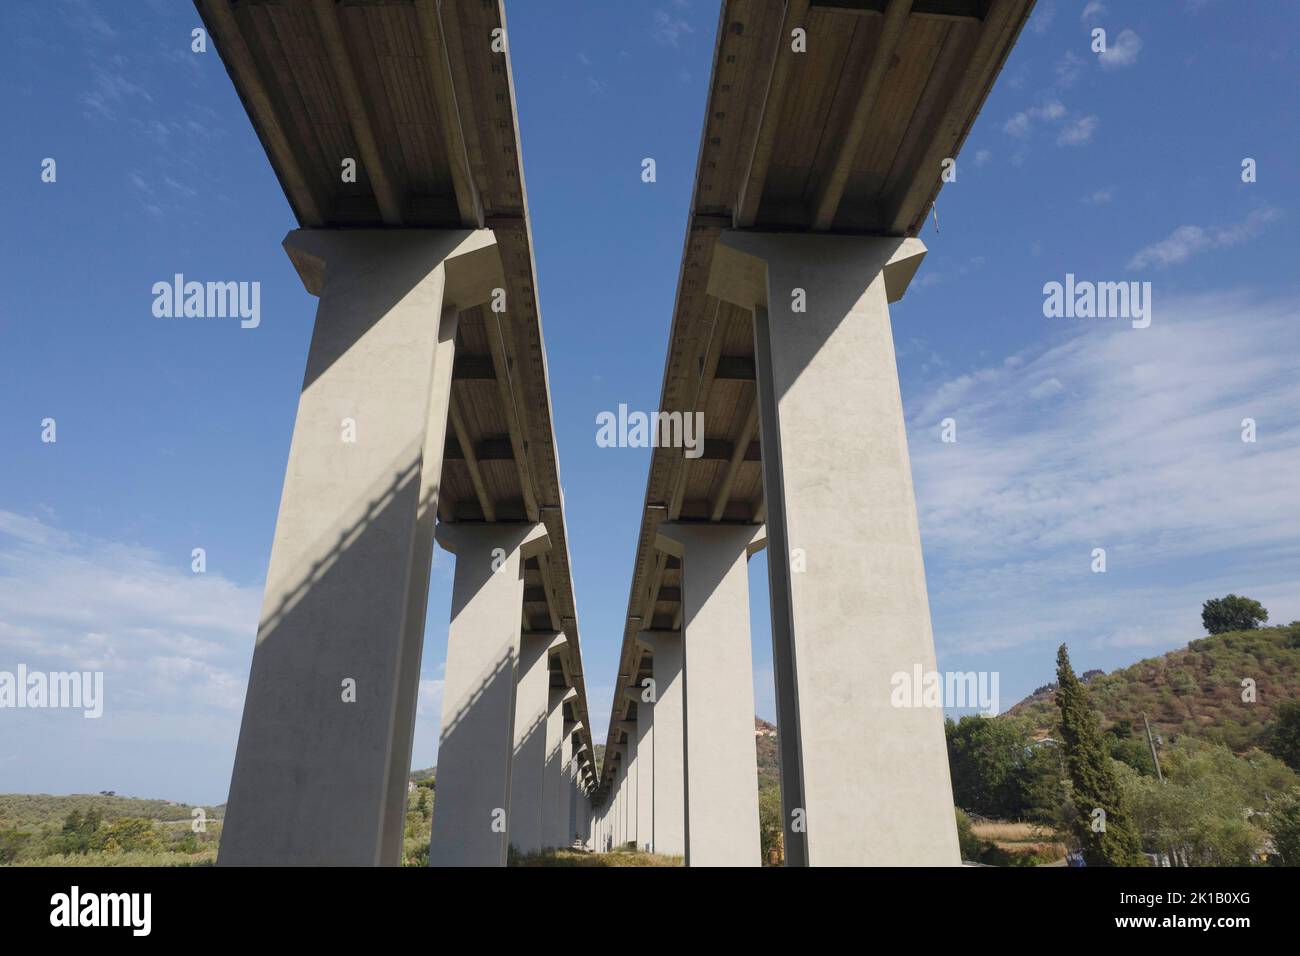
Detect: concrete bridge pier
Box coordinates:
(707, 231, 960, 867)
(428, 521, 551, 866)
(541, 687, 575, 849)
(219, 229, 506, 867)
(619, 719, 640, 851)
(560, 717, 579, 846)
(633, 702, 654, 852)
(654, 524, 764, 867)
(613, 752, 626, 847)
(639, 629, 685, 856)
(504, 630, 557, 855)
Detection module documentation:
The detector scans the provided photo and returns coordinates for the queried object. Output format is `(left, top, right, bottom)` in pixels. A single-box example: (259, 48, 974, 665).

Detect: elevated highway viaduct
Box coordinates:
(198, 0, 598, 866)
(591, 0, 1035, 866)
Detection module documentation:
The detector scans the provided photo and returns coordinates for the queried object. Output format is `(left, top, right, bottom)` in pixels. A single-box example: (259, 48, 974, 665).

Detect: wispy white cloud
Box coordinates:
(59, 0, 117, 41)
(0, 511, 262, 797)
(1004, 99, 1066, 137)
(1056, 113, 1099, 146)
(416, 679, 445, 719)
(80, 64, 152, 121)
(1127, 208, 1280, 269)
(0, 511, 259, 707)
(1054, 50, 1085, 87)
(1029, 1, 1056, 35)
(1099, 28, 1142, 69)
(909, 292, 1300, 670)
(651, 9, 694, 47)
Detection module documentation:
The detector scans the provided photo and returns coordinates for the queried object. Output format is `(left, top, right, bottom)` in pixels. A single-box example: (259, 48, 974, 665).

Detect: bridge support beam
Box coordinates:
(639, 630, 685, 857)
(634, 704, 654, 852)
(560, 719, 579, 846)
(619, 719, 640, 850)
(541, 686, 572, 849)
(708, 230, 960, 866)
(428, 521, 551, 866)
(220, 228, 503, 867)
(505, 631, 555, 855)
(654, 525, 764, 867)
(615, 757, 627, 847)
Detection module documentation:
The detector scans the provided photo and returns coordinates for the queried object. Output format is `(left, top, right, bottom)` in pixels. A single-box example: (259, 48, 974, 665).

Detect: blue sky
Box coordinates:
(1, 0, 1297, 805)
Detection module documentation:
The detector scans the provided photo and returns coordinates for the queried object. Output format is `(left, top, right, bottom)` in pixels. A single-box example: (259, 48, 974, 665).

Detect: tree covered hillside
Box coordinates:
(1007, 623, 1300, 752)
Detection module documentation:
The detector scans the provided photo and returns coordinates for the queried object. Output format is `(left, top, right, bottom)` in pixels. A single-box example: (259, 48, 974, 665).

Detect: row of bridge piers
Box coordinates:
(216, 226, 959, 867)
(589, 234, 960, 866)
(199, 0, 1036, 867)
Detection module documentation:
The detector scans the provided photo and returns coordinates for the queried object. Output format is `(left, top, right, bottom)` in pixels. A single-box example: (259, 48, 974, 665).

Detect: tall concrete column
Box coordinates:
(541, 686, 572, 849)
(620, 720, 639, 851)
(428, 522, 551, 867)
(634, 701, 654, 853)
(221, 229, 503, 867)
(708, 231, 960, 866)
(641, 630, 685, 857)
(655, 524, 763, 867)
(618, 752, 628, 848)
(506, 631, 555, 855)
(561, 719, 579, 846)
(613, 760, 624, 847)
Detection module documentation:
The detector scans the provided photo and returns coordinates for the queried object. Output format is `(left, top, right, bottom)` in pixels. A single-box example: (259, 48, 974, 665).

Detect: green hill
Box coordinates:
(1006, 624, 1300, 752)
(0, 793, 225, 866)
(0, 793, 222, 832)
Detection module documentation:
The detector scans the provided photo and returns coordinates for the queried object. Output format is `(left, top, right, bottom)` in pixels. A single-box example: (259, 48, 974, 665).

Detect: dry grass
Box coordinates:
(7, 848, 217, 867)
(512, 848, 682, 867)
(973, 821, 1048, 842)
(972, 820, 1067, 864)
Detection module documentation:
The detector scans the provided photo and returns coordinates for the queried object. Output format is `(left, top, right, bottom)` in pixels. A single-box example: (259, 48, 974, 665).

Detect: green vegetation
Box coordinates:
(1008, 623, 1300, 755)
(1055, 643, 1146, 865)
(758, 784, 783, 864)
(401, 771, 436, 867)
(1267, 788, 1300, 866)
(1266, 699, 1300, 772)
(955, 810, 1063, 866)
(947, 617, 1300, 866)
(945, 713, 1060, 821)
(1118, 737, 1295, 865)
(1202, 594, 1269, 635)
(512, 847, 681, 867)
(0, 795, 222, 866)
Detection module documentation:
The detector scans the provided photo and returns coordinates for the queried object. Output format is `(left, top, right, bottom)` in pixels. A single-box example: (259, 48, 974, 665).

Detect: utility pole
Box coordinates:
(1142, 713, 1163, 782)
(1142, 712, 1178, 866)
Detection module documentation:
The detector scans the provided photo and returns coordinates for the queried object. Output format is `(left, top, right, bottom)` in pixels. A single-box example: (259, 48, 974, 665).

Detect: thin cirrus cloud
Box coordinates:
(1003, 100, 1097, 148)
(1003, 99, 1066, 137)
(0, 509, 261, 798)
(907, 291, 1300, 663)
(1099, 28, 1143, 69)
(0, 510, 259, 711)
(650, 8, 694, 48)
(1127, 208, 1280, 269)
(1056, 114, 1099, 146)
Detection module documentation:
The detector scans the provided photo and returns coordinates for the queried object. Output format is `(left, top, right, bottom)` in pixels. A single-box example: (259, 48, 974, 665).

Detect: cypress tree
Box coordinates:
(1055, 644, 1145, 865)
